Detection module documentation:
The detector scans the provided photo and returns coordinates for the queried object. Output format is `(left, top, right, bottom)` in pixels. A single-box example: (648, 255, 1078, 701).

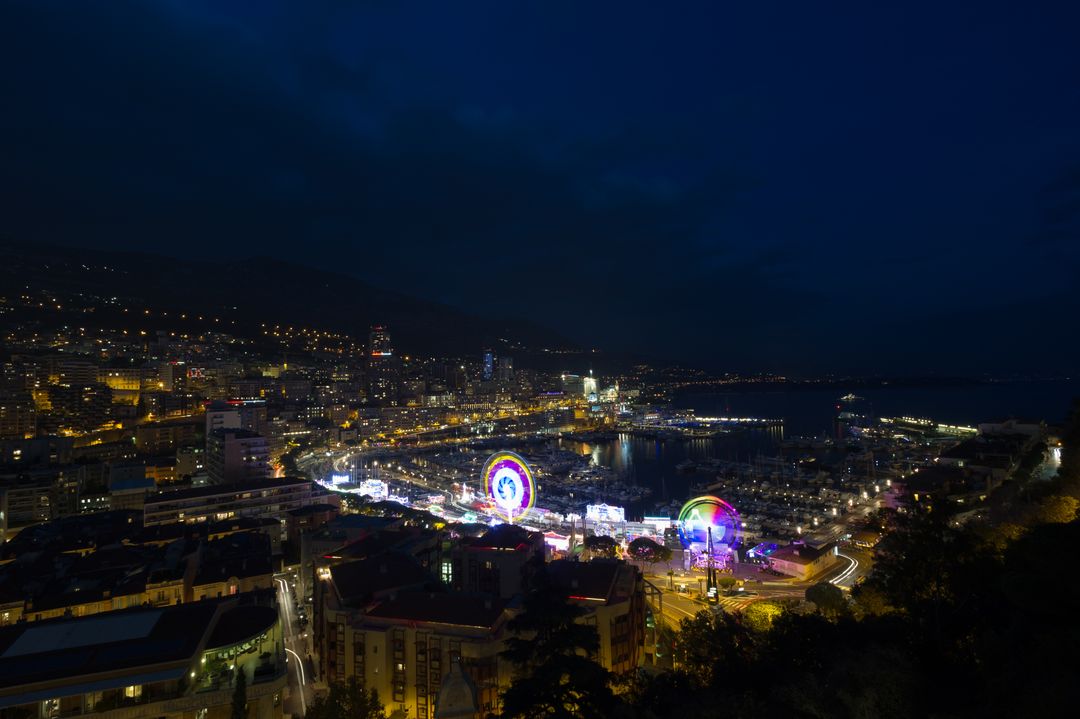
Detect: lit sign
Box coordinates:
(330, 474, 350, 486)
(482, 451, 536, 523)
(586, 503, 626, 523)
(642, 516, 672, 531)
(358, 479, 389, 500)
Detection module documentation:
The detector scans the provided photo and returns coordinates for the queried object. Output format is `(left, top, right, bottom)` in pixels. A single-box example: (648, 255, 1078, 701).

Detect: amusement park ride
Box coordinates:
(477, 452, 743, 603)
(481, 451, 537, 523)
(676, 495, 742, 602)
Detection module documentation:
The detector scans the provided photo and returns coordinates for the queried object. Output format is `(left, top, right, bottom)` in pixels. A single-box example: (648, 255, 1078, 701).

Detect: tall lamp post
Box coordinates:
(706, 526, 718, 603)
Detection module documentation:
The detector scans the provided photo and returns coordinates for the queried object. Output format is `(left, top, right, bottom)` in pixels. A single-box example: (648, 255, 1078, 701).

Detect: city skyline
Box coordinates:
(4, 1, 1080, 375)
(3, 4, 1080, 718)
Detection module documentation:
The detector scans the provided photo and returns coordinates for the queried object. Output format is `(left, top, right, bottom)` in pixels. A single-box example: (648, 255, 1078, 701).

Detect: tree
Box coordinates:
(805, 582, 848, 617)
(1027, 494, 1079, 525)
(500, 564, 615, 718)
(627, 537, 672, 570)
(231, 669, 247, 719)
(305, 678, 383, 719)
(583, 534, 618, 560)
(670, 610, 758, 688)
(741, 601, 784, 632)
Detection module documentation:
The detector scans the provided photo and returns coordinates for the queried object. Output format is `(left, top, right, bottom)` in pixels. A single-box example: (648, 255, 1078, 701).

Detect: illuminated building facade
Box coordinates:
(547, 560, 647, 676)
(560, 374, 584, 397)
(583, 374, 598, 399)
(347, 593, 509, 719)
(366, 325, 400, 406)
(495, 356, 513, 382)
(134, 420, 199, 453)
(206, 428, 270, 485)
(142, 476, 316, 526)
(0, 393, 36, 440)
(204, 398, 268, 435)
(768, 542, 839, 581)
(317, 552, 508, 719)
(447, 529, 546, 598)
(45, 382, 113, 432)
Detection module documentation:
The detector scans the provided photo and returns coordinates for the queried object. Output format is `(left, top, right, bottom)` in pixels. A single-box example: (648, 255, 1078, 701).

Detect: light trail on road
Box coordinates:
(830, 552, 859, 586)
(285, 649, 307, 715)
(286, 648, 307, 685)
(275, 578, 294, 625)
(276, 576, 307, 716)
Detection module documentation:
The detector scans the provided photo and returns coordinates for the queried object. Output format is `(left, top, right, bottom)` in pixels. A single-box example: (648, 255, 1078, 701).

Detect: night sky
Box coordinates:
(3, 1, 1079, 375)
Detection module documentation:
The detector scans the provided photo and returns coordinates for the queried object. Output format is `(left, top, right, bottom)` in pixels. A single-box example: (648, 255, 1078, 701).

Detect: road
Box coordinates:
(644, 569, 809, 627)
(643, 545, 874, 626)
(276, 572, 312, 717)
(821, 546, 873, 590)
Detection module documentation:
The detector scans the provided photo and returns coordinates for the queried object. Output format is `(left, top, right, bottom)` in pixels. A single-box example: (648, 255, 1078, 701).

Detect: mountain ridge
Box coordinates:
(0, 239, 577, 357)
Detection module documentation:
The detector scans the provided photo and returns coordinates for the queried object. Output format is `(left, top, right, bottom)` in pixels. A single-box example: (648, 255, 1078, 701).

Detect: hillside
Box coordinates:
(0, 241, 575, 357)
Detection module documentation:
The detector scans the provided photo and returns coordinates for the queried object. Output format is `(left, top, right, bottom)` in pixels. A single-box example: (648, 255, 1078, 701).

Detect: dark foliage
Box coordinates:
(627, 537, 672, 567)
(630, 401, 1080, 718)
(500, 561, 615, 718)
(231, 669, 247, 719)
(583, 534, 618, 559)
(305, 677, 383, 719)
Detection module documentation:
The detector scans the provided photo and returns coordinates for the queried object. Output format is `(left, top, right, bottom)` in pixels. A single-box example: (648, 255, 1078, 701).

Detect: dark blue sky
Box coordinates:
(3, 1, 1079, 375)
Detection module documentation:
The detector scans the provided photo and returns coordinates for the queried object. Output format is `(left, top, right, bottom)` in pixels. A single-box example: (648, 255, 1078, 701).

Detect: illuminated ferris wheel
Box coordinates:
(677, 495, 741, 548)
(481, 451, 536, 523)
(677, 495, 741, 602)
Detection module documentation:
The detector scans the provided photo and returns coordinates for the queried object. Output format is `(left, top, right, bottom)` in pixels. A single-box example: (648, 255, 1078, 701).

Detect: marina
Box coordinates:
(302, 380, 1074, 557)
(308, 400, 984, 548)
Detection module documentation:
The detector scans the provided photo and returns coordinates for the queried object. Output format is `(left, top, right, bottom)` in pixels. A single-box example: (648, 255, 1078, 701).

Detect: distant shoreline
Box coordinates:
(674, 376, 1077, 395)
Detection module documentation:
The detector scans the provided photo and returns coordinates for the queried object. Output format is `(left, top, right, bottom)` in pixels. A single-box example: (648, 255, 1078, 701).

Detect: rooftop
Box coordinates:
(287, 502, 340, 518)
(330, 551, 435, 605)
(547, 559, 633, 602)
(146, 476, 311, 503)
(465, 524, 541, 552)
(0, 601, 217, 693)
(208, 428, 265, 440)
(365, 591, 506, 629)
(206, 604, 278, 649)
(771, 542, 834, 565)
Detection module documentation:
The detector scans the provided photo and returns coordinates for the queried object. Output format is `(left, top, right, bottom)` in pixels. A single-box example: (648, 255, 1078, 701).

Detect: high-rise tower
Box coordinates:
(366, 325, 400, 405)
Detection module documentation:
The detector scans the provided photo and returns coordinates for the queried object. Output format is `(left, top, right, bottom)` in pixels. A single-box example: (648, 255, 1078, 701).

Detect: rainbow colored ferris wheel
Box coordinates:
(481, 451, 537, 523)
(676, 495, 741, 548)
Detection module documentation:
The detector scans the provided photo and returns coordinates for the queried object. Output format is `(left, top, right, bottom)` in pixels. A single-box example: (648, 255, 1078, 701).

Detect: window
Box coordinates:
(124, 685, 142, 699)
(440, 560, 453, 584)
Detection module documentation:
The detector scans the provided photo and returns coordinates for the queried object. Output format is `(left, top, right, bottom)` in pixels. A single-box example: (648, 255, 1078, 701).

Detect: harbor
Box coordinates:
(306, 400, 983, 549)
